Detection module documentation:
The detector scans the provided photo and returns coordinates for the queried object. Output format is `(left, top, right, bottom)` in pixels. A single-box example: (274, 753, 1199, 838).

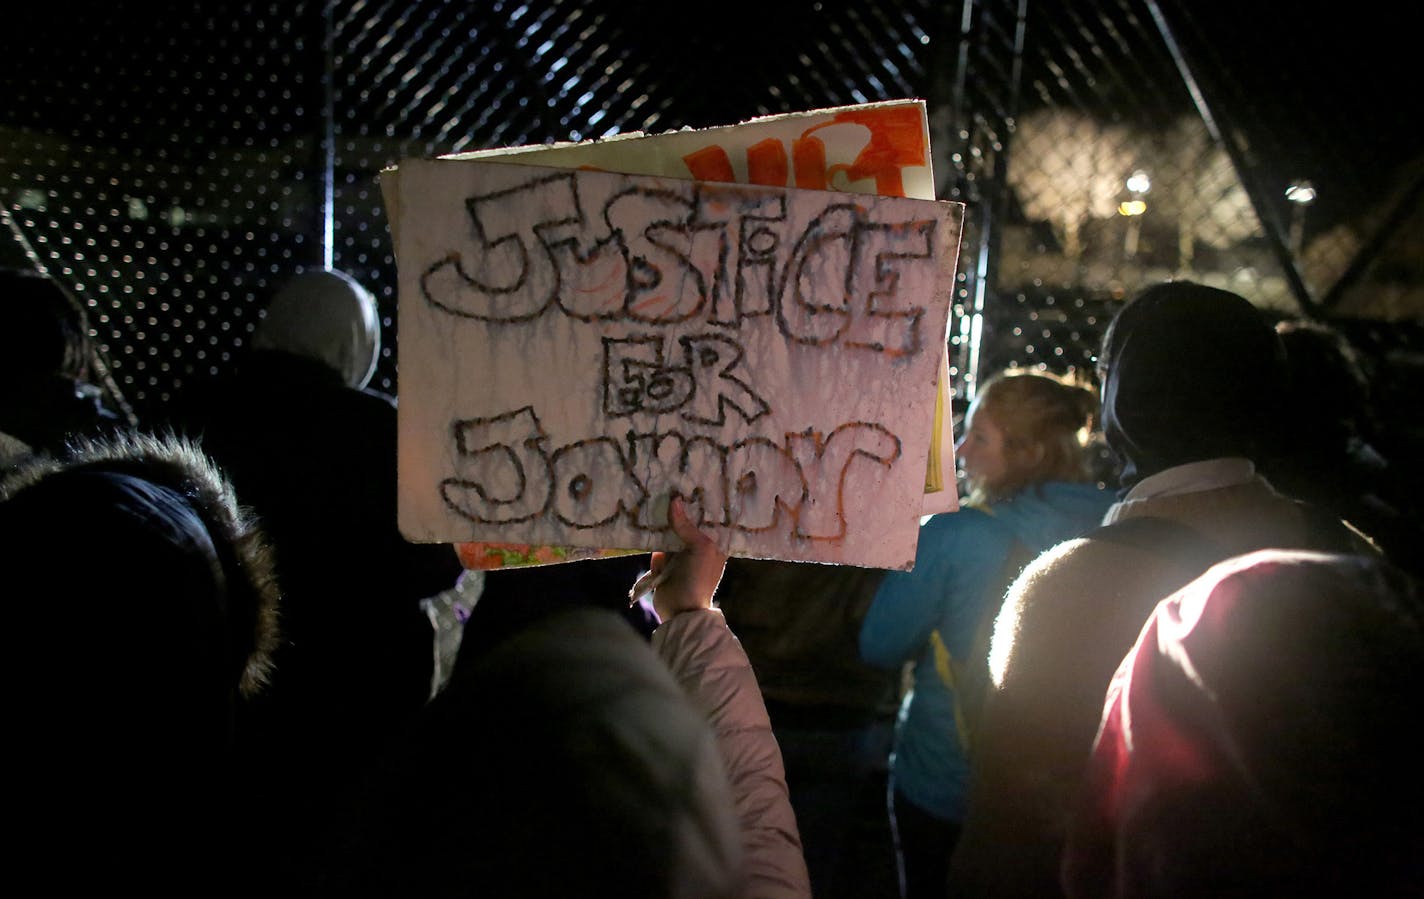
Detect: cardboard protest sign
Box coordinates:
(387, 158, 962, 570)
(444, 100, 937, 199)
(434, 100, 961, 517)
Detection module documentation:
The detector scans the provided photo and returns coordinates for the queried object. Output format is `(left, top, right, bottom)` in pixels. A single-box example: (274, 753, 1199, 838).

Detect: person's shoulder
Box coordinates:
(922, 504, 1017, 552)
(1290, 497, 1384, 557)
(1020, 481, 1115, 522)
(1040, 480, 1115, 506)
(1011, 532, 1100, 593)
(975, 531, 1110, 706)
(995, 481, 1115, 548)
(1003, 520, 1157, 627)
(924, 504, 1000, 534)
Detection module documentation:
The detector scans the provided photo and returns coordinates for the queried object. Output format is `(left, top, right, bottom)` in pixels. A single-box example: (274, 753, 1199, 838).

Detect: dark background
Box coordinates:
(3, 0, 1420, 427)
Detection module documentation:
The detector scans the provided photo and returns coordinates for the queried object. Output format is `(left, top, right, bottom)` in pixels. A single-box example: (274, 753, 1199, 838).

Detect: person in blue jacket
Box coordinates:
(859, 369, 1113, 899)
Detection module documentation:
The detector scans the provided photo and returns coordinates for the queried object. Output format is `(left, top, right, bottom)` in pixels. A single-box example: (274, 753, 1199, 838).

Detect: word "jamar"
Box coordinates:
(440, 406, 902, 541)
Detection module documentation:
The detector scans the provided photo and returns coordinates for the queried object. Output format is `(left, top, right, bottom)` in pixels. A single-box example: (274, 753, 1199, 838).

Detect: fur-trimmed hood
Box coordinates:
(0, 431, 281, 697)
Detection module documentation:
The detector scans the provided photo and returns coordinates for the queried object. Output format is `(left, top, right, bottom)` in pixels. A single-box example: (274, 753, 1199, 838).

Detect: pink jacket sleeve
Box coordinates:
(653, 608, 812, 899)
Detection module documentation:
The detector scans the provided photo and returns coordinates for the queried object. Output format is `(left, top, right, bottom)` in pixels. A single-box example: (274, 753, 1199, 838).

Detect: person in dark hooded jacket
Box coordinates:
(164, 268, 464, 890)
(945, 281, 1374, 898)
(0, 431, 280, 892)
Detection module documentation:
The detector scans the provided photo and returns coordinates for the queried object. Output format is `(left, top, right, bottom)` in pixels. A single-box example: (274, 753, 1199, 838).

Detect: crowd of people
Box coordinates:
(2, 262, 1420, 898)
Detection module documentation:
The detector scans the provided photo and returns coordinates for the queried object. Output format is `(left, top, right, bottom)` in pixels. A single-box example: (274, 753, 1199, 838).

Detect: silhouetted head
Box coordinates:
(0, 267, 91, 383)
(253, 269, 381, 389)
(1275, 318, 1374, 449)
(0, 432, 281, 703)
(1097, 281, 1286, 488)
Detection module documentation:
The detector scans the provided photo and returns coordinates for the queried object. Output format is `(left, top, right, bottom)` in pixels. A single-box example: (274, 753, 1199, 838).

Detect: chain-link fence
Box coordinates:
(4, 1, 1420, 442)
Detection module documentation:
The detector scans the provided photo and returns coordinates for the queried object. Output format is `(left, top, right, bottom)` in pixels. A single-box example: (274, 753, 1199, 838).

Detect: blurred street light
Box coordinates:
(1286, 179, 1316, 256)
(1285, 180, 1317, 204)
(1120, 170, 1151, 258)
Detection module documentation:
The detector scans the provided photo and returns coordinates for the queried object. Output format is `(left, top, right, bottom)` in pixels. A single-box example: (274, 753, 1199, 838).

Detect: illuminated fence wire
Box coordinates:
(1, 0, 1418, 428)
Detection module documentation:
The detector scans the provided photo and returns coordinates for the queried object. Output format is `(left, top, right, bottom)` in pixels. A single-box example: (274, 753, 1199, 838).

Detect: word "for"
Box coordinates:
(440, 406, 903, 541)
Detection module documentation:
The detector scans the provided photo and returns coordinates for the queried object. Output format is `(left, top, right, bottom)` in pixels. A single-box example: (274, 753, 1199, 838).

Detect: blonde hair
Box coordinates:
(965, 369, 1098, 505)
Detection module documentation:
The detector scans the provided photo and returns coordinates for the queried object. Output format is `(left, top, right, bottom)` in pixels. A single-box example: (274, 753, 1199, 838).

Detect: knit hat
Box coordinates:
(1098, 281, 1287, 489)
(253, 269, 381, 389)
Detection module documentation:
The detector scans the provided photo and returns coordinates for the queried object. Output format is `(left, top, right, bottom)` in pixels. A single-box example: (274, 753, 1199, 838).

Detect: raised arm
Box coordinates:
(648, 498, 812, 899)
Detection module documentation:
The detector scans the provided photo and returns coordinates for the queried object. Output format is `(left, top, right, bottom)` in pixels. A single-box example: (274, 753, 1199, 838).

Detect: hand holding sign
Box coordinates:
(632, 496, 727, 622)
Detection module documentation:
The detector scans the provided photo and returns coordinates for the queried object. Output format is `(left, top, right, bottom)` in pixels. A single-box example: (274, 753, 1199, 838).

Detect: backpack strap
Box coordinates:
(1293, 499, 1372, 554)
(1085, 515, 1228, 582)
(1091, 503, 1365, 574)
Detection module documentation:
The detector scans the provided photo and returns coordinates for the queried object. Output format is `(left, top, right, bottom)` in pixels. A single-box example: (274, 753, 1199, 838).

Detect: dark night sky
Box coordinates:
(1178, 2, 1419, 227)
(7, 1, 1416, 234)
